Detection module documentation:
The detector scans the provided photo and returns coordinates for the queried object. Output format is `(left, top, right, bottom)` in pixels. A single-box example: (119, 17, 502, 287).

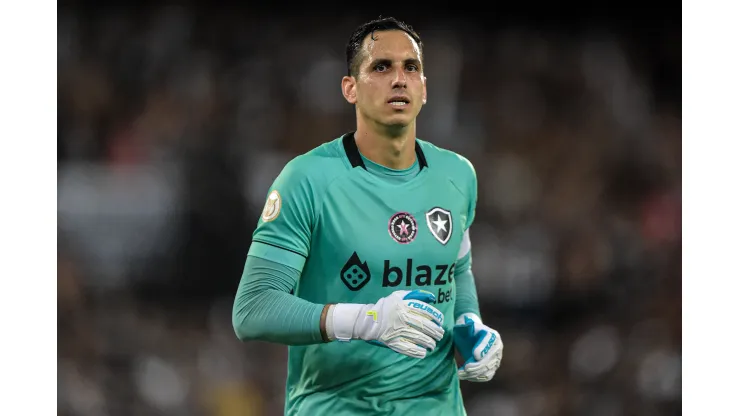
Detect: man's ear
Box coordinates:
(342, 76, 357, 104)
(422, 75, 428, 105)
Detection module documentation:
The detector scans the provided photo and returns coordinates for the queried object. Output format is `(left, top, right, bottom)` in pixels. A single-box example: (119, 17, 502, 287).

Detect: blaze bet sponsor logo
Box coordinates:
(340, 253, 455, 304)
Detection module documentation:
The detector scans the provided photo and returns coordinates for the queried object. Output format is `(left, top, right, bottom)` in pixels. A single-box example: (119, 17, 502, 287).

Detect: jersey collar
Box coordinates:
(341, 131, 428, 171)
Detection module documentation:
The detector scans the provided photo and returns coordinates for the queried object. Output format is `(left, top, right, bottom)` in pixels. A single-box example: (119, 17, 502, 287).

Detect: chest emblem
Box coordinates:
(388, 212, 418, 244)
(426, 207, 452, 245)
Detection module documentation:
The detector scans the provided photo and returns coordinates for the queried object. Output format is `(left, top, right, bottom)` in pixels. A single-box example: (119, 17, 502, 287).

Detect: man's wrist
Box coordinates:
(320, 304, 335, 342)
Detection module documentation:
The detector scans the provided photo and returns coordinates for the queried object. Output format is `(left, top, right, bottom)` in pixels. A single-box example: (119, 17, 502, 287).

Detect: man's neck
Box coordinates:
(354, 122, 417, 170)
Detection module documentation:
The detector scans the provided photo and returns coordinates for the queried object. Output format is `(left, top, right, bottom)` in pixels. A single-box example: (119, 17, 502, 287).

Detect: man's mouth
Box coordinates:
(388, 96, 410, 107)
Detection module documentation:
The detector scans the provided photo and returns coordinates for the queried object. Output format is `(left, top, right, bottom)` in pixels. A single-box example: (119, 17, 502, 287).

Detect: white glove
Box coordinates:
(326, 289, 445, 358)
(452, 313, 503, 382)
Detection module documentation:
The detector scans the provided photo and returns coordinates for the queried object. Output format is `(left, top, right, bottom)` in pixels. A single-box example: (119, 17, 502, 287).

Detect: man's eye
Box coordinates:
(407, 65, 418, 72)
(375, 64, 388, 71)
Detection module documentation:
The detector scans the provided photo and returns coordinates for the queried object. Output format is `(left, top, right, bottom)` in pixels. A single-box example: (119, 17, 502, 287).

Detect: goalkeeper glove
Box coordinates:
(452, 313, 503, 382)
(326, 290, 445, 359)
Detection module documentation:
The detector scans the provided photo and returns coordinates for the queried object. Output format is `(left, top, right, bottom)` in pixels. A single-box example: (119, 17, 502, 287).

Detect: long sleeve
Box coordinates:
(454, 153, 481, 320)
(454, 250, 481, 320)
(232, 254, 325, 345)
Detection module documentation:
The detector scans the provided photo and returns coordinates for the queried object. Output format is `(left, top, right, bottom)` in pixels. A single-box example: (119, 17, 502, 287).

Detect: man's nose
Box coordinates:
(391, 67, 407, 89)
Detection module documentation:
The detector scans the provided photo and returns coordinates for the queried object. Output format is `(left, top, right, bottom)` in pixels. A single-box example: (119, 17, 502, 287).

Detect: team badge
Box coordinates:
(388, 212, 418, 244)
(426, 207, 452, 245)
(261, 190, 281, 222)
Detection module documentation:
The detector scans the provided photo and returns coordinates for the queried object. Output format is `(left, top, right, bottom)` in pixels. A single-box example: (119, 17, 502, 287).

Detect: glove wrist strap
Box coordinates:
(331, 303, 365, 342)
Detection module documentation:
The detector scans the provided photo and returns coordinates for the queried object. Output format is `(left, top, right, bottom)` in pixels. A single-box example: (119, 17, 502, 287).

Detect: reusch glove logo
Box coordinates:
(481, 334, 496, 357)
(340, 252, 371, 291)
(407, 301, 444, 325)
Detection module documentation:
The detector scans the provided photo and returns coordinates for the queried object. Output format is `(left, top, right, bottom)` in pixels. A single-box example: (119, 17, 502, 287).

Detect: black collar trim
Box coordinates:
(341, 131, 428, 171)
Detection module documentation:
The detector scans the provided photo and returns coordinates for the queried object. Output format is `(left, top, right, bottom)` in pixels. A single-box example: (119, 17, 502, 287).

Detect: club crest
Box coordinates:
(426, 207, 452, 245)
(388, 212, 418, 244)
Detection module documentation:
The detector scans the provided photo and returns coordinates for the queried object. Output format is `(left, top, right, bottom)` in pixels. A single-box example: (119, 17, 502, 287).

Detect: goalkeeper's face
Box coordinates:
(343, 30, 427, 129)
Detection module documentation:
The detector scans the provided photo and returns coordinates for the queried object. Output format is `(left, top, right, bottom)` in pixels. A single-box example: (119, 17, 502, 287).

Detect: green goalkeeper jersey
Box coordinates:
(248, 133, 478, 416)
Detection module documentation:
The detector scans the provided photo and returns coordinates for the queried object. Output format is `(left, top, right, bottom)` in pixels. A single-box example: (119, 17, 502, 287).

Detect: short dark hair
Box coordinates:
(345, 16, 423, 78)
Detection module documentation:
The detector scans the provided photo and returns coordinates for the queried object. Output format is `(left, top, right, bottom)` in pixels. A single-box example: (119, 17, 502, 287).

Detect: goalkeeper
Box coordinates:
(232, 16, 503, 415)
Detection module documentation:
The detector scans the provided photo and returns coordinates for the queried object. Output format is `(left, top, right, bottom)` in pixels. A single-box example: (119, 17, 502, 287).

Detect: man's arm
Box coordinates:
(453, 230, 480, 321)
(452, 157, 503, 382)
(232, 250, 444, 357)
(454, 155, 481, 322)
(232, 158, 329, 345)
(232, 253, 328, 345)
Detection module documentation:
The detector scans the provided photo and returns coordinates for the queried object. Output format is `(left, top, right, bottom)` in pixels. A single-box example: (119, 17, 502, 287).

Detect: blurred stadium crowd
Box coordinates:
(57, 6, 681, 416)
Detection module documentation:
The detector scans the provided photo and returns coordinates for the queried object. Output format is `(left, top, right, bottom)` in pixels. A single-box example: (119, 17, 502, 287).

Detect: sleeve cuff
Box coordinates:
(248, 240, 307, 271)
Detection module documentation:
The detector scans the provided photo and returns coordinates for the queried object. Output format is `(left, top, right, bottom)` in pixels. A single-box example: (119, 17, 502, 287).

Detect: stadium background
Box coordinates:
(57, 3, 681, 415)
